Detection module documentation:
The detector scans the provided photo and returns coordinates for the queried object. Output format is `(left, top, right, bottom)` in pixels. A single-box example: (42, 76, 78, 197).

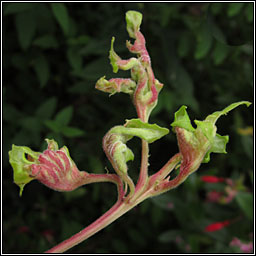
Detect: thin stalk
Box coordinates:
(45, 191, 150, 253)
(149, 153, 181, 186)
(133, 139, 149, 198)
(82, 173, 124, 199)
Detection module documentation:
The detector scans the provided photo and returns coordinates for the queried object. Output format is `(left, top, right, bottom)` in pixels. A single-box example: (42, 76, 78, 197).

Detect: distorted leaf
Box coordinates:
(110, 119, 169, 143)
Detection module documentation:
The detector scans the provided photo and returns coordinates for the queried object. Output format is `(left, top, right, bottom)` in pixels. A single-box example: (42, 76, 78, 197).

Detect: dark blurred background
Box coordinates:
(2, 2, 253, 253)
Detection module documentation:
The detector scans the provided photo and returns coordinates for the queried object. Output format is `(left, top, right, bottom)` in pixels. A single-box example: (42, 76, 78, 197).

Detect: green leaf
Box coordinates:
(194, 23, 213, 60)
(44, 120, 61, 133)
(50, 3, 70, 36)
(171, 101, 251, 165)
(212, 41, 230, 65)
(204, 101, 251, 125)
(203, 134, 229, 163)
(235, 192, 253, 220)
(33, 55, 50, 88)
(15, 11, 36, 50)
(67, 47, 83, 71)
(177, 32, 190, 58)
(55, 106, 73, 126)
(103, 132, 134, 174)
(125, 10, 143, 39)
(171, 105, 195, 132)
(20, 117, 42, 132)
(33, 34, 59, 49)
(61, 126, 84, 138)
(245, 3, 253, 22)
(35, 97, 57, 119)
(4, 3, 34, 15)
(9, 145, 40, 196)
(227, 3, 244, 17)
(110, 119, 169, 143)
(109, 37, 119, 73)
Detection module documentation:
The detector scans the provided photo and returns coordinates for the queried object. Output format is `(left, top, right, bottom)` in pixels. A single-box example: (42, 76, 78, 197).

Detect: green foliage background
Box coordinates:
(3, 2, 253, 253)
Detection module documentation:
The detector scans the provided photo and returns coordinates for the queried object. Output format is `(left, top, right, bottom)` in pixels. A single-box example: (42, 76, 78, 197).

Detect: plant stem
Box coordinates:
(82, 173, 124, 199)
(45, 192, 149, 253)
(149, 153, 181, 185)
(134, 139, 149, 197)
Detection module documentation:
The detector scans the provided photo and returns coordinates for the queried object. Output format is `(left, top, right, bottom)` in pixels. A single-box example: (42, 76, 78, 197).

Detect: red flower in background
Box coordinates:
(204, 220, 231, 232)
(201, 175, 225, 183)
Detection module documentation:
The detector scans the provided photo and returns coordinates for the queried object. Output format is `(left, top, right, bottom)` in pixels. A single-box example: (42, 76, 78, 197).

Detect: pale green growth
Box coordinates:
(171, 105, 195, 132)
(110, 118, 169, 143)
(9, 145, 40, 196)
(113, 136, 134, 174)
(95, 76, 136, 95)
(125, 10, 142, 39)
(105, 119, 169, 174)
(204, 101, 251, 125)
(171, 101, 251, 163)
(45, 138, 59, 150)
(109, 37, 119, 73)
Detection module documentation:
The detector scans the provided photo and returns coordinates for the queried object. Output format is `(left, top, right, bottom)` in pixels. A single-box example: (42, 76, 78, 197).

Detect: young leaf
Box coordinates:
(110, 119, 169, 143)
(126, 10, 143, 39)
(9, 145, 40, 196)
(103, 132, 134, 174)
(171, 101, 251, 167)
(171, 105, 195, 132)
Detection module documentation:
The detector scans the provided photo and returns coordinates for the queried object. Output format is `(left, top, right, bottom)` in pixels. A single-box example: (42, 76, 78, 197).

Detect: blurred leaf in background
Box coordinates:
(3, 2, 253, 254)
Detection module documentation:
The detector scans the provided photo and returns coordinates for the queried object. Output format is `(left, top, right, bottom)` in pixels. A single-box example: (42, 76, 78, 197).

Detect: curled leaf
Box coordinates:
(126, 10, 142, 39)
(103, 119, 169, 173)
(103, 133, 134, 174)
(111, 118, 169, 143)
(9, 145, 40, 196)
(171, 101, 251, 170)
(9, 139, 87, 195)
